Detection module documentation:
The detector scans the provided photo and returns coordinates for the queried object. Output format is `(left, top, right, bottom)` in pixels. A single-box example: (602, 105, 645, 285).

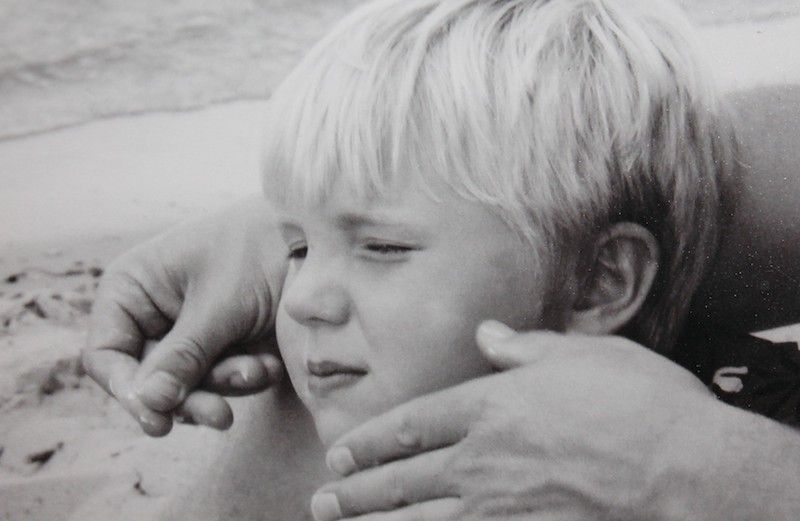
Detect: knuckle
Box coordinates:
(395, 413, 421, 451)
(447, 450, 481, 490)
(471, 393, 495, 424)
(79, 348, 97, 373)
(98, 258, 136, 288)
(108, 269, 150, 300)
(79, 350, 104, 386)
(93, 270, 143, 313)
(170, 337, 210, 376)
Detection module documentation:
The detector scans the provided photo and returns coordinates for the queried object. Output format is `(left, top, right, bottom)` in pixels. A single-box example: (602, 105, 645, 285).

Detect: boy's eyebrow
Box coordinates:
(335, 211, 406, 228)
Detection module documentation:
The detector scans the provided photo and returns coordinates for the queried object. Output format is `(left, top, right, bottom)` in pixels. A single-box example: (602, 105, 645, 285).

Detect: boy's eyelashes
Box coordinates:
(287, 244, 308, 259)
(362, 242, 414, 255)
(286, 241, 416, 261)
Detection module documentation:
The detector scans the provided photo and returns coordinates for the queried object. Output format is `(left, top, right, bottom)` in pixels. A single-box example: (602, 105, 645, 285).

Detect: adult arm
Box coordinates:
(314, 325, 800, 521)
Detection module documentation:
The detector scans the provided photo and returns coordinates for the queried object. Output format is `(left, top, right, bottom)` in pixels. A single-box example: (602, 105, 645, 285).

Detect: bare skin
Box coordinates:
(83, 85, 800, 520)
(315, 328, 800, 521)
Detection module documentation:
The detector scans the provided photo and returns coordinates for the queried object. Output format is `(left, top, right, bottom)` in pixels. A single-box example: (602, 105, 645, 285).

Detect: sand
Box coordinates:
(1, 15, 799, 521)
(0, 101, 271, 520)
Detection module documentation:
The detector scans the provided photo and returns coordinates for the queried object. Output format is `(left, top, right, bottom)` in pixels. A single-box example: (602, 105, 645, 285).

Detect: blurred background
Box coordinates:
(1, 0, 800, 246)
(1, 0, 798, 141)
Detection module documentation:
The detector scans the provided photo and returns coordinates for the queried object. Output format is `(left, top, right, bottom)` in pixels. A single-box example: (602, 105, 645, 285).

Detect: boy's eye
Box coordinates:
(288, 245, 308, 259)
(363, 243, 413, 256)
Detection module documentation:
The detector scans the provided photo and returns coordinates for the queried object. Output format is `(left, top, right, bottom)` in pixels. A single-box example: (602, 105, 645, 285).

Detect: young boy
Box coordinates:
(259, 0, 735, 448)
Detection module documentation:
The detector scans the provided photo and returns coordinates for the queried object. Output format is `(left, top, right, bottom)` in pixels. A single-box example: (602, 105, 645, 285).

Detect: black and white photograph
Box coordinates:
(2, 1, 800, 519)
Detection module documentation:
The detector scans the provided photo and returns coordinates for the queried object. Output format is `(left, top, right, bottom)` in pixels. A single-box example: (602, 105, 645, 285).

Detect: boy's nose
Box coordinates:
(282, 263, 351, 326)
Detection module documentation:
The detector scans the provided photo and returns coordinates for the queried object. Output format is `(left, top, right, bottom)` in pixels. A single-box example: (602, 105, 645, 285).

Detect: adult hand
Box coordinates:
(81, 196, 287, 436)
(311, 321, 799, 521)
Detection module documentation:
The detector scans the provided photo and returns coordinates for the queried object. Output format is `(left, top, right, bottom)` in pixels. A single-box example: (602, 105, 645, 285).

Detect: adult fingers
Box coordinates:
(84, 278, 174, 435)
(84, 269, 173, 385)
(327, 386, 479, 476)
(313, 447, 459, 521)
(313, 498, 461, 521)
(201, 353, 284, 396)
(133, 304, 244, 412)
(82, 348, 173, 436)
(475, 321, 642, 370)
(174, 390, 234, 430)
(176, 352, 283, 429)
(83, 260, 182, 434)
(474, 320, 559, 370)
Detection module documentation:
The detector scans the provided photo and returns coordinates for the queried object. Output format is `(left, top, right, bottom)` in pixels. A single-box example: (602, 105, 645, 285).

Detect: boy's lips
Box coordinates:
(306, 359, 367, 395)
(307, 359, 367, 377)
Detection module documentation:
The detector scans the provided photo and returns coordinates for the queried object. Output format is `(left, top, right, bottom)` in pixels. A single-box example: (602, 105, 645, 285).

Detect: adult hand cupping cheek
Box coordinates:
(81, 197, 287, 436)
(311, 322, 786, 521)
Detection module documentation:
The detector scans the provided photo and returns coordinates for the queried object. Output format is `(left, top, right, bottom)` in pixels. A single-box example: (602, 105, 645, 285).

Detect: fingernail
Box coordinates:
(228, 370, 251, 389)
(137, 409, 169, 437)
(326, 446, 357, 476)
(478, 320, 516, 340)
(262, 356, 284, 383)
(138, 410, 161, 430)
(310, 492, 342, 521)
(137, 371, 186, 409)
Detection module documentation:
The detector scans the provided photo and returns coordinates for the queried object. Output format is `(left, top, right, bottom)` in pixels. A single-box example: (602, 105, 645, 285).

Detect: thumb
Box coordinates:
(476, 320, 554, 370)
(133, 311, 238, 412)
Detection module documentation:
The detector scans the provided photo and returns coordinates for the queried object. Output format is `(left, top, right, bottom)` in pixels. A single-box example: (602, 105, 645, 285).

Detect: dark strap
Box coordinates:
(674, 333, 800, 428)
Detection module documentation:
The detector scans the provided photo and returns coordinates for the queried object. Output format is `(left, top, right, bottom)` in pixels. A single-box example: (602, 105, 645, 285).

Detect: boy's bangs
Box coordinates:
(259, 0, 524, 212)
(261, 28, 426, 207)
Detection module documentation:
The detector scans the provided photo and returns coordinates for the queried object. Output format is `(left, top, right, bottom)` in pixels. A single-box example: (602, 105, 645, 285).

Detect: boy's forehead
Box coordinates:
(274, 178, 436, 218)
(273, 176, 516, 235)
(270, 154, 457, 207)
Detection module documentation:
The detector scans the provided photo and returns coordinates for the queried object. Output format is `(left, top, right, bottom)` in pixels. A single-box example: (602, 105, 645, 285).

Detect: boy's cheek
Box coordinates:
(273, 317, 307, 395)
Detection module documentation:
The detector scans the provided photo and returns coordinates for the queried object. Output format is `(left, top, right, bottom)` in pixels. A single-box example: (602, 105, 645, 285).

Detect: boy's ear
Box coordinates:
(565, 222, 659, 335)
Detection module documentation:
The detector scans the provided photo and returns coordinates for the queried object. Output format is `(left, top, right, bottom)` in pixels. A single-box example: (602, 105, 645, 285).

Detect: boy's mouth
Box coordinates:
(306, 359, 367, 395)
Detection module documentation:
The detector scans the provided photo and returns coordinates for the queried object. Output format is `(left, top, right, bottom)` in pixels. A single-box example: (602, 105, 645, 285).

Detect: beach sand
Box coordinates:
(0, 101, 269, 520)
(1, 15, 799, 521)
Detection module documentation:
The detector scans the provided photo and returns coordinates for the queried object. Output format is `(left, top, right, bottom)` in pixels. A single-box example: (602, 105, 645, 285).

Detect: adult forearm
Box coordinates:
(651, 398, 800, 520)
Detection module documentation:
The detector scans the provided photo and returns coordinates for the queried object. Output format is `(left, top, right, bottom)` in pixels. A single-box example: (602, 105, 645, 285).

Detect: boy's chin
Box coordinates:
(313, 410, 366, 448)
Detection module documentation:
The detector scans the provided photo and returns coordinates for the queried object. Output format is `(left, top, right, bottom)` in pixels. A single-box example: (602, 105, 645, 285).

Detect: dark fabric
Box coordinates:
(674, 334, 800, 428)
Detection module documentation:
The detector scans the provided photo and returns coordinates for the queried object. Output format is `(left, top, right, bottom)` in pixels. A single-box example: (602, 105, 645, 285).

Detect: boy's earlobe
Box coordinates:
(566, 222, 659, 336)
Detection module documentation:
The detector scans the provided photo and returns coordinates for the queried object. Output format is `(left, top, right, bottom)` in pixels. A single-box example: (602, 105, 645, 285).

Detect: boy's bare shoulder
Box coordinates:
(160, 386, 329, 520)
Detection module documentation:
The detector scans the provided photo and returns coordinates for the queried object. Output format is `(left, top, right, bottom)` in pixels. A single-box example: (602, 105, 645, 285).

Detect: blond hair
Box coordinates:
(262, 0, 737, 352)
